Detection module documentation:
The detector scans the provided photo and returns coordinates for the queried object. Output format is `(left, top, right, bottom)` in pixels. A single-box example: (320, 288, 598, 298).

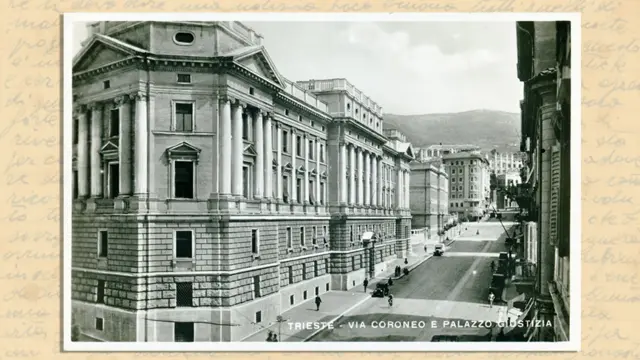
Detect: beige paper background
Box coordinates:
(0, 0, 637, 357)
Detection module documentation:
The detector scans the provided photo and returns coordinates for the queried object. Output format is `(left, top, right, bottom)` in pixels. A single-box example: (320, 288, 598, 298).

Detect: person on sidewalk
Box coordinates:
(388, 277, 394, 286)
(424, 245, 427, 253)
(272, 334, 278, 342)
(266, 331, 274, 342)
(363, 278, 369, 292)
(488, 292, 495, 308)
(315, 295, 322, 311)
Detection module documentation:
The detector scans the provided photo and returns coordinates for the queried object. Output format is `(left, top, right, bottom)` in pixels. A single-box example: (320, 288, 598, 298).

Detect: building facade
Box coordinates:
(71, 21, 413, 342)
(442, 151, 490, 220)
(409, 160, 449, 233)
(488, 149, 524, 175)
(414, 144, 480, 163)
(513, 20, 571, 342)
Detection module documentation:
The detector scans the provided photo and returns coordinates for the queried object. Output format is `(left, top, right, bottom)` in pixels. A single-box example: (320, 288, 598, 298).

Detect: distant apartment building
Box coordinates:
(71, 21, 414, 342)
(489, 149, 524, 175)
(442, 151, 490, 220)
(414, 144, 481, 162)
(409, 160, 449, 232)
(496, 172, 522, 208)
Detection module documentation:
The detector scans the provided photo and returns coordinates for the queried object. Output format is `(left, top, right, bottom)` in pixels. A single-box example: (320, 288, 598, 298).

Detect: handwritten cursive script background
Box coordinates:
(0, 0, 638, 358)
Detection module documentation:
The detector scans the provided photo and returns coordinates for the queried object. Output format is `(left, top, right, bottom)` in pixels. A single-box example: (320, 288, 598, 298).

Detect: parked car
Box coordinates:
(434, 244, 445, 256)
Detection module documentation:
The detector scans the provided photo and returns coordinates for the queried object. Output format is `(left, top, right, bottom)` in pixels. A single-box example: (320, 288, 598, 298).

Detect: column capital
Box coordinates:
(86, 102, 104, 112)
(73, 104, 87, 116)
(129, 91, 148, 102)
(114, 95, 130, 106)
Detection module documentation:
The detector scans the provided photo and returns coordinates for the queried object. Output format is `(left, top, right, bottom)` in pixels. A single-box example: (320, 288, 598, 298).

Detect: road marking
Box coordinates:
(445, 240, 494, 302)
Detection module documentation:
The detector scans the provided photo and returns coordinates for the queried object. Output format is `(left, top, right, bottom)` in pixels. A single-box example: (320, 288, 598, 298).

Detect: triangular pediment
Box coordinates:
(272, 159, 278, 167)
(100, 141, 118, 153)
(282, 162, 293, 173)
(321, 171, 328, 179)
(229, 46, 285, 88)
(309, 168, 318, 176)
(243, 144, 257, 156)
(297, 165, 306, 174)
(167, 142, 201, 158)
(73, 34, 148, 73)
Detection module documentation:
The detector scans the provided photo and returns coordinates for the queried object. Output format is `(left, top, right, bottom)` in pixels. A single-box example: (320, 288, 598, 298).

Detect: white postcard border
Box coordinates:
(62, 11, 582, 352)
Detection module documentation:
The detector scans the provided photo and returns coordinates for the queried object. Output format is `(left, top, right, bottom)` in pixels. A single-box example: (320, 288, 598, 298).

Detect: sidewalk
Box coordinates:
(242, 290, 370, 342)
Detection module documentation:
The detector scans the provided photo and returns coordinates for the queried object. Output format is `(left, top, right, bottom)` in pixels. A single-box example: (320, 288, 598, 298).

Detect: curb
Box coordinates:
(303, 294, 371, 342)
(389, 254, 434, 280)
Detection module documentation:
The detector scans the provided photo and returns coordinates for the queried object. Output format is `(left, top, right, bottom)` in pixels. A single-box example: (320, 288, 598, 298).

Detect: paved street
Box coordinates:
(308, 221, 514, 342)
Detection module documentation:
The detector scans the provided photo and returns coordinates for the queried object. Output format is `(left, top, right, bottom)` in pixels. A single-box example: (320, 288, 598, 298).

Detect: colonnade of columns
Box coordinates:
(74, 92, 149, 201)
(339, 143, 410, 209)
(218, 97, 324, 204)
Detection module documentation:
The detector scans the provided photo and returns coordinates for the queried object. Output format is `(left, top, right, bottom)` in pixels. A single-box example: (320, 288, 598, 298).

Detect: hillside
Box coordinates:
(383, 109, 521, 152)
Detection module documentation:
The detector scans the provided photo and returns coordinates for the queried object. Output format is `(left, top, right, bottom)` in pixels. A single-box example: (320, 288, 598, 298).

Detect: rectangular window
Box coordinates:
(326, 283, 329, 291)
(309, 180, 315, 205)
(302, 263, 307, 280)
(177, 74, 191, 83)
(288, 266, 293, 284)
(109, 109, 119, 137)
(251, 229, 259, 255)
(320, 183, 325, 205)
(308, 140, 314, 159)
(95, 317, 104, 331)
(296, 178, 302, 202)
(73, 170, 79, 199)
(98, 230, 108, 257)
(174, 161, 194, 199)
(296, 136, 302, 156)
(73, 119, 79, 144)
(300, 227, 305, 246)
(175, 230, 193, 258)
(108, 163, 119, 198)
(286, 227, 292, 248)
(325, 258, 330, 274)
(176, 282, 193, 307)
(315, 286, 319, 296)
(175, 103, 193, 132)
(283, 131, 289, 153)
(174, 322, 194, 342)
(255, 310, 261, 323)
(290, 294, 294, 305)
(312, 226, 317, 245)
(303, 290, 308, 300)
(253, 275, 261, 298)
(314, 261, 318, 277)
(283, 175, 289, 203)
(323, 226, 328, 240)
(242, 114, 249, 140)
(103, 80, 110, 89)
(243, 167, 250, 198)
(97, 280, 105, 304)
(320, 144, 325, 162)
(351, 256, 356, 270)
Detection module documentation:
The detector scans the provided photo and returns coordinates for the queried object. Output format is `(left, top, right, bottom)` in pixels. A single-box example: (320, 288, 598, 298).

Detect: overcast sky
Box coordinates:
(72, 21, 522, 115)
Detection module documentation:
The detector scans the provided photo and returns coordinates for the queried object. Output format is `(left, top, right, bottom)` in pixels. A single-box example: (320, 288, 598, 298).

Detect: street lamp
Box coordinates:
(276, 315, 287, 341)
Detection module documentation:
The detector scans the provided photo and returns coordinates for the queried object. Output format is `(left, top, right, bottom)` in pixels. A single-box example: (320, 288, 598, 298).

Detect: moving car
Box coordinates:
(372, 282, 390, 297)
(434, 244, 445, 256)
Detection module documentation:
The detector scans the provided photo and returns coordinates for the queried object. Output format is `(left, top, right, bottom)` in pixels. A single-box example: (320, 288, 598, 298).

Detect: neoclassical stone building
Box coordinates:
(71, 21, 414, 342)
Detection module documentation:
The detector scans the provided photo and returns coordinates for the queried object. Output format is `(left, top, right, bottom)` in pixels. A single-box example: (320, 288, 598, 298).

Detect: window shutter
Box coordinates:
(549, 146, 561, 246)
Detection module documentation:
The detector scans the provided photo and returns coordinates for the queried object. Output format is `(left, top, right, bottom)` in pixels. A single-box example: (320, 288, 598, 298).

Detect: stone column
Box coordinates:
(303, 133, 309, 204)
(276, 122, 283, 201)
(396, 168, 403, 209)
(363, 151, 370, 206)
(315, 139, 321, 203)
(264, 114, 273, 200)
(76, 105, 89, 198)
(405, 169, 411, 209)
(89, 103, 103, 197)
(357, 148, 363, 205)
(349, 145, 356, 205)
(132, 92, 148, 196)
(340, 143, 347, 204)
(291, 130, 297, 203)
(253, 109, 264, 199)
(231, 101, 244, 197)
(116, 95, 132, 196)
(371, 155, 377, 207)
(219, 97, 232, 195)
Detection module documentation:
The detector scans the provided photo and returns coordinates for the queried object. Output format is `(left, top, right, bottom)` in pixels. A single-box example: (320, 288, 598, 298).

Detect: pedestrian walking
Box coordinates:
(388, 277, 393, 286)
(315, 295, 322, 311)
(363, 278, 369, 292)
(488, 292, 495, 308)
(424, 245, 427, 253)
(266, 331, 274, 342)
(272, 334, 278, 342)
